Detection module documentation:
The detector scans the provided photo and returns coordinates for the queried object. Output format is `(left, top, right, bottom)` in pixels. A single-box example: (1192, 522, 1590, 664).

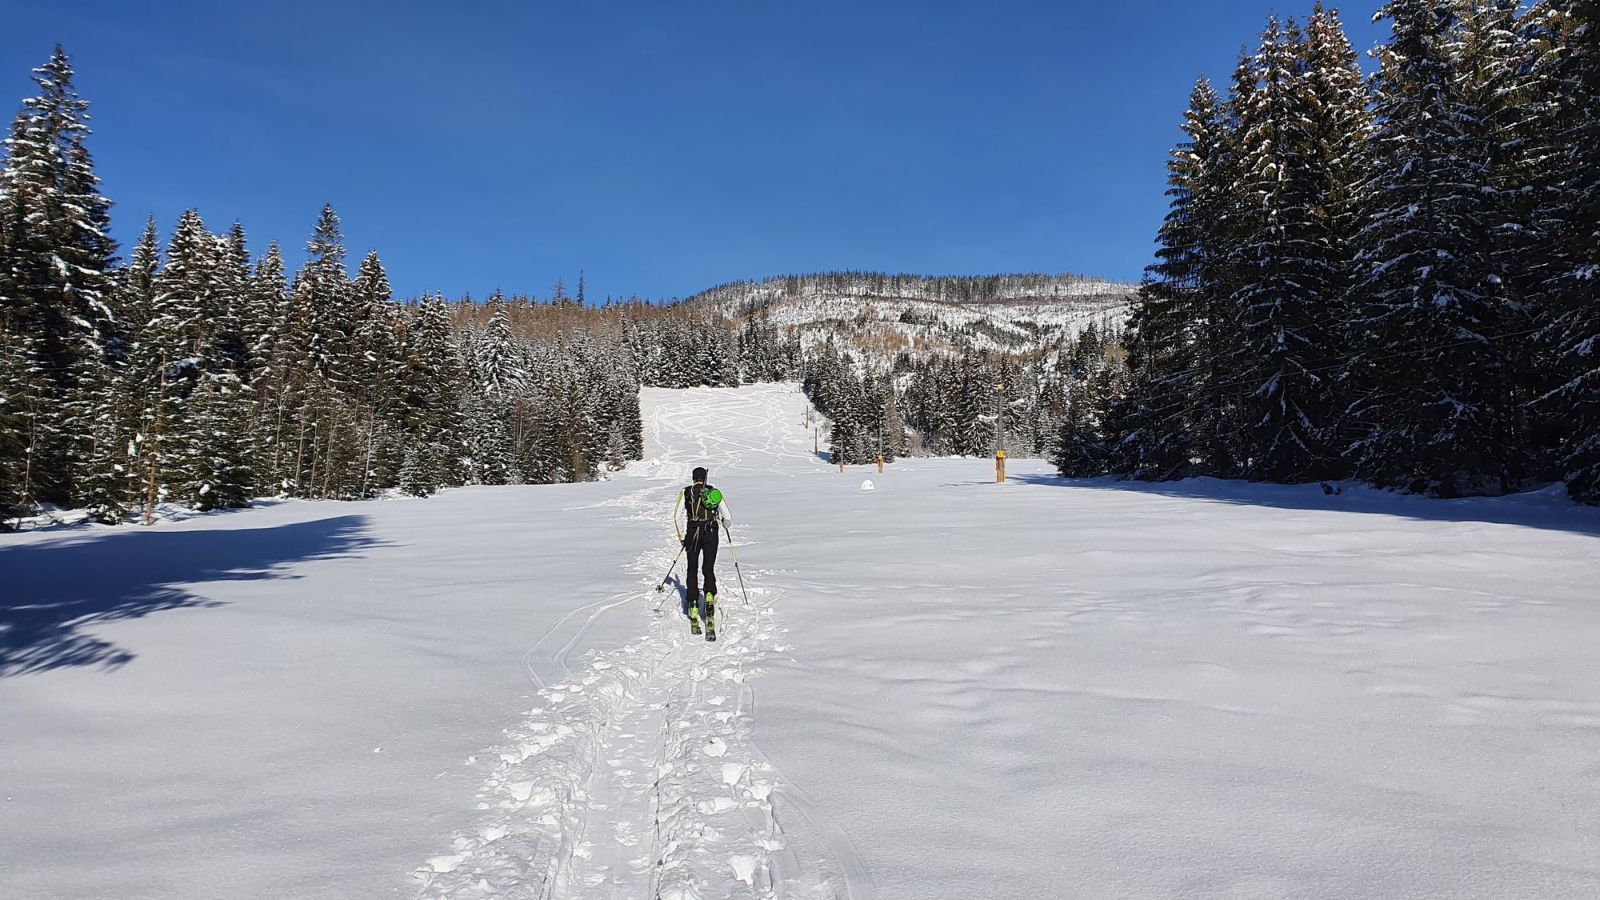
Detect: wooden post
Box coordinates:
(996, 449, 1007, 484)
(877, 454, 884, 474)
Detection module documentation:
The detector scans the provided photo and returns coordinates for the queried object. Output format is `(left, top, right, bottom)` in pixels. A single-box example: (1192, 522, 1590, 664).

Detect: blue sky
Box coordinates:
(1, 1, 1388, 301)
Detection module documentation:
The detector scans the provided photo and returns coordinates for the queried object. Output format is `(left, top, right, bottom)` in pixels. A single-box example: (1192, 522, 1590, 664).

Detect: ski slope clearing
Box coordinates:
(4, 384, 1599, 899)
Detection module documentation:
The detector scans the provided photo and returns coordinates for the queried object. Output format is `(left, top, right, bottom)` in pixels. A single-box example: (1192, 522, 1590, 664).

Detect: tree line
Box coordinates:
(801, 321, 1124, 466)
(1073, 1, 1597, 503)
(0, 49, 642, 528)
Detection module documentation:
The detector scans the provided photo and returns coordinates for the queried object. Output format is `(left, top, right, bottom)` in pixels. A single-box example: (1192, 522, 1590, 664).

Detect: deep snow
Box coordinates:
(3, 383, 1599, 899)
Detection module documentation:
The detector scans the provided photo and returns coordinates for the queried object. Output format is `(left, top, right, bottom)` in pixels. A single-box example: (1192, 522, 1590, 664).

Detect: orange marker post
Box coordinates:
(995, 449, 1007, 484)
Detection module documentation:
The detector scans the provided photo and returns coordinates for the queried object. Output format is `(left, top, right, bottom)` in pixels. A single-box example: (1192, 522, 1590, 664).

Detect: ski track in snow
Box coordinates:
(414, 385, 870, 900)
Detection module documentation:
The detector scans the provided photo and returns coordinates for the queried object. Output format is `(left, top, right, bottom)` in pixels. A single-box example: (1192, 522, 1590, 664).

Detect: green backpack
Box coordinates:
(685, 483, 722, 524)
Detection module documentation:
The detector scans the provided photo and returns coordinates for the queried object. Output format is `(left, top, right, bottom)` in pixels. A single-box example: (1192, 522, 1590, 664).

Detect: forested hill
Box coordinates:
(688, 271, 1133, 312)
(686, 271, 1135, 357)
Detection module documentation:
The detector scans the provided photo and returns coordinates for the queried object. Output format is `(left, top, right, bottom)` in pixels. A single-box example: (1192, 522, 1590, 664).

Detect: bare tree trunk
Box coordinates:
(144, 368, 166, 527)
(361, 404, 379, 498)
(294, 411, 310, 498)
(16, 409, 38, 531)
(269, 375, 292, 492)
(321, 411, 337, 499)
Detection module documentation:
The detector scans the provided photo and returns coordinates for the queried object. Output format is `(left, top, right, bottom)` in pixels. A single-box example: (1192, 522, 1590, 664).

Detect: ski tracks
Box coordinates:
(414, 387, 865, 900)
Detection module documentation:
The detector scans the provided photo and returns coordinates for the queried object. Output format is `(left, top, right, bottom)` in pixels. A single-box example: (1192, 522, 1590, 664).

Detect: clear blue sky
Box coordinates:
(1, 1, 1387, 301)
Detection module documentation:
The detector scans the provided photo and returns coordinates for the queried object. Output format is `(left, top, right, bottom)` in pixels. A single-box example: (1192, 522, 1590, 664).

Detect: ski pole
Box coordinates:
(654, 544, 685, 593)
(723, 522, 751, 606)
(652, 545, 685, 612)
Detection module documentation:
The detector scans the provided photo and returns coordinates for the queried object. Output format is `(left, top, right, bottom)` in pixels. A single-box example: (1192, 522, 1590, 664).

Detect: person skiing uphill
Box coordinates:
(676, 466, 728, 641)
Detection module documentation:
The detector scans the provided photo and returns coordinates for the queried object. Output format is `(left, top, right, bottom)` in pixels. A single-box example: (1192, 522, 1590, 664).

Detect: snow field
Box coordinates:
(413, 385, 864, 899)
(747, 447, 1600, 898)
(4, 382, 1599, 899)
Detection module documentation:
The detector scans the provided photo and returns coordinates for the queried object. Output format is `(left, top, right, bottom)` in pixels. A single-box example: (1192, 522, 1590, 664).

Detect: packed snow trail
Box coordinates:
(413, 384, 866, 900)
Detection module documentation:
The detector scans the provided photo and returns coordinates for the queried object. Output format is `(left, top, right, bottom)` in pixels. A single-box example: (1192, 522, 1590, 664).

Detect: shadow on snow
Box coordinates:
(0, 514, 377, 678)
(1008, 473, 1600, 539)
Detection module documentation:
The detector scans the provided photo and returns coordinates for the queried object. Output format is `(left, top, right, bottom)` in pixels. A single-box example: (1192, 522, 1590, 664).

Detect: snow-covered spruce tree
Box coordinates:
(457, 291, 520, 485)
(737, 317, 777, 383)
(1113, 73, 1240, 481)
(520, 365, 572, 483)
(301, 205, 352, 388)
(996, 357, 1027, 454)
(211, 223, 254, 377)
(1055, 381, 1108, 478)
(475, 291, 523, 397)
(1024, 373, 1064, 460)
(1105, 280, 1192, 479)
(554, 342, 603, 481)
(396, 294, 464, 496)
(77, 216, 162, 522)
(1448, 0, 1546, 487)
(293, 205, 360, 499)
(136, 210, 214, 512)
(346, 250, 404, 496)
(249, 241, 302, 494)
(881, 375, 910, 461)
(1301, 2, 1378, 458)
(1224, 18, 1348, 483)
(0, 311, 53, 522)
(184, 363, 254, 511)
(826, 374, 864, 464)
(460, 391, 515, 485)
(950, 353, 995, 457)
(1528, 0, 1600, 502)
(578, 345, 618, 475)
(522, 341, 604, 483)
(930, 359, 968, 454)
(614, 367, 645, 462)
(0, 46, 118, 506)
(1346, 0, 1521, 497)
(178, 222, 257, 511)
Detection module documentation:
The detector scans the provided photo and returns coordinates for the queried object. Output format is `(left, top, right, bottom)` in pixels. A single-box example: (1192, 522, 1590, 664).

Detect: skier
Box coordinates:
(675, 466, 728, 641)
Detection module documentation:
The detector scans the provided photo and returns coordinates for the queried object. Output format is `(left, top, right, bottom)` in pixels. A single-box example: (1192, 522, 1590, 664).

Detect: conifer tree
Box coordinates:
(1105, 282, 1192, 479)
(250, 242, 303, 493)
(77, 217, 162, 522)
(1529, 0, 1600, 501)
(1226, 18, 1344, 482)
(396, 294, 463, 494)
(1122, 75, 1238, 480)
(142, 210, 214, 509)
(1347, 0, 1512, 497)
(0, 46, 117, 504)
(1055, 384, 1107, 478)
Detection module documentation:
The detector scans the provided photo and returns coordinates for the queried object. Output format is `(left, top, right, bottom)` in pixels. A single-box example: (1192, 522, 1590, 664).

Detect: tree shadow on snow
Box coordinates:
(0, 515, 377, 677)
(1009, 473, 1600, 540)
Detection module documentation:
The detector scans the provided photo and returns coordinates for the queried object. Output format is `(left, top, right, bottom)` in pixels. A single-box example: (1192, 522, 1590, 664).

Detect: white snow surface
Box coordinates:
(4, 383, 1600, 898)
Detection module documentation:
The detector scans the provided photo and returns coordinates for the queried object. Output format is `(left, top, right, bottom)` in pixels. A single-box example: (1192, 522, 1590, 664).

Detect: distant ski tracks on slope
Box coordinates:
(413, 386, 873, 900)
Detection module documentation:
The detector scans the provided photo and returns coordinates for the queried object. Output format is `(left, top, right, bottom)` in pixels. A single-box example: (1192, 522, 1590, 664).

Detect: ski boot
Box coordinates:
(688, 596, 702, 635)
(704, 593, 717, 642)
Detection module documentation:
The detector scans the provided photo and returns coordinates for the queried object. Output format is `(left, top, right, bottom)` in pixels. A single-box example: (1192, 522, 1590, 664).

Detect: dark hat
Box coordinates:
(691, 466, 708, 482)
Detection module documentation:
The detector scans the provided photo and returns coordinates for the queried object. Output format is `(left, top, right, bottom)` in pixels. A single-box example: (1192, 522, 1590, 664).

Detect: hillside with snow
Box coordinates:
(689, 272, 1134, 358)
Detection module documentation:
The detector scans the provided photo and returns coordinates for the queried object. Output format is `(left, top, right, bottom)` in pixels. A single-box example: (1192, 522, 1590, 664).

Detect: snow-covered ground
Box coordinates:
(4, 384, 1599, 898)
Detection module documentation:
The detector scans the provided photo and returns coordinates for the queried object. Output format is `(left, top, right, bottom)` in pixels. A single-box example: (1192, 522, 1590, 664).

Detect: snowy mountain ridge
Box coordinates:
(689, 271, 1135, 358)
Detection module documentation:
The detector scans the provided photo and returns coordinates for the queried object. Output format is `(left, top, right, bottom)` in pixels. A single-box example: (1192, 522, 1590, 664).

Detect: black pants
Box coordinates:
(684, 523, 719, 609)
